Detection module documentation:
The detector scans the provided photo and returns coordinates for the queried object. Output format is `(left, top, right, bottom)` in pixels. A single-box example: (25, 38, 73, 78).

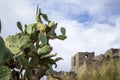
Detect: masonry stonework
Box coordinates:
(46, 48, 120, 80)
(71, 52, 95, 73)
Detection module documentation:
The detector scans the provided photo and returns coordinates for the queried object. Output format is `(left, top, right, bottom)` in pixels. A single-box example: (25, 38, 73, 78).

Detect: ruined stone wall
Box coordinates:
(46, 48, 120, 80)
(105, 48, 120, 56)
(71, 52, 95, 73)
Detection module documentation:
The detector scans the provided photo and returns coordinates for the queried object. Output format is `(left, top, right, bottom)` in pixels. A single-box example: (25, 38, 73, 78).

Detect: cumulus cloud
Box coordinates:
(31, 0, 120, 23)
(0, 0, 35, 38)
(51, 18, 120, 71)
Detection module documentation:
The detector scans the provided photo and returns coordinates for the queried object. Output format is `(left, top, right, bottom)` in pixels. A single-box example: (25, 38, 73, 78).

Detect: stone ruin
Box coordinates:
(71, 52, 94, 73)
(46, 48, 120, 80)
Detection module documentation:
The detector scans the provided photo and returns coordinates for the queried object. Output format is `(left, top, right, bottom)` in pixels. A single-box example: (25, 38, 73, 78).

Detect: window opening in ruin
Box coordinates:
(85, 54, 88, 59)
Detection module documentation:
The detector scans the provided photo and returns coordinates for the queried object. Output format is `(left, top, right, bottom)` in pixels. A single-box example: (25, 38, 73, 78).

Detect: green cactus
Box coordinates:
(0, 20, 1, 33)
(0, 36, 5, 50)
(55, 57, 63, 62)
(0, 6, 67, 80)
(35, 5, 42, 23)
(41, 13, 49, 22)
(5, 36, 20, 55)
(61, 27, 66, 35)
(17, 21, 23, 32)
(57, 35, 67, 40)
(0, 66, 11, 80)
(26, 24, 33, 34)
(40, 53, 57, 59)
(39, 32, 47, 45)
(37, 45, 52, 55)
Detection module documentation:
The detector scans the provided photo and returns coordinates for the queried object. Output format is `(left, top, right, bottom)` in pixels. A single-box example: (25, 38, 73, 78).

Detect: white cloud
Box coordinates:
(0, 0, 35, 38)
(32, 0, 120, 22)
(51, 18, 120, 71)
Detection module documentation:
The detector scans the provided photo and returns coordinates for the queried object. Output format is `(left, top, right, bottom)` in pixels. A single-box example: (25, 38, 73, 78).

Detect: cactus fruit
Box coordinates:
(37, 23, 45, 31)
(37, 45, 53, 55)
(48, 21, 55, 28)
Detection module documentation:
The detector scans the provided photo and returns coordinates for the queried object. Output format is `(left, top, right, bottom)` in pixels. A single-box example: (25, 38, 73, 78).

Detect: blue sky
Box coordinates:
(0, 0, 120, 71)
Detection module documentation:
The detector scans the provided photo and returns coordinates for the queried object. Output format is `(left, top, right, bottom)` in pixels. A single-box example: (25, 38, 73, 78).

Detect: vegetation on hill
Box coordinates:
(76, 55, 120, 80)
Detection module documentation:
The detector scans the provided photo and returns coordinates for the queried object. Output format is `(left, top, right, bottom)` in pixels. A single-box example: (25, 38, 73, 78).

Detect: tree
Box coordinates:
(0, 6, 67, 80)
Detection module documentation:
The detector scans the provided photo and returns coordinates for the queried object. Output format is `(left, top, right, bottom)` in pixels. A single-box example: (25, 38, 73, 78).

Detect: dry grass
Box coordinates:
(77, 56, 120, 80)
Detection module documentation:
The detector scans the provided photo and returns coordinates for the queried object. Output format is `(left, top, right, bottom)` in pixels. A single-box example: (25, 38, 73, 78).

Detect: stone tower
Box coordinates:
(71, 52, 95, 73)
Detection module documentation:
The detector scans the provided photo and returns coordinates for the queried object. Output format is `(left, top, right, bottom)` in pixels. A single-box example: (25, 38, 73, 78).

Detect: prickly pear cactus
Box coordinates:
(0, 20, 1, 33)
(0, 6, 67, 80)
